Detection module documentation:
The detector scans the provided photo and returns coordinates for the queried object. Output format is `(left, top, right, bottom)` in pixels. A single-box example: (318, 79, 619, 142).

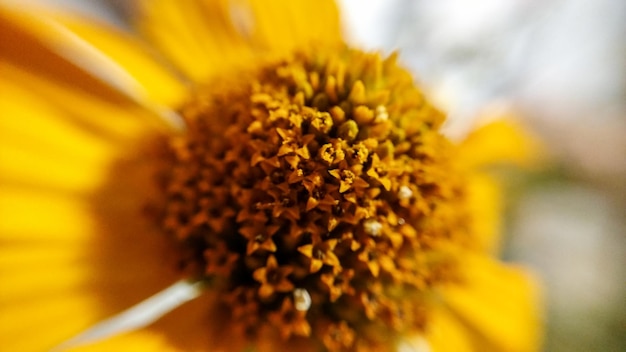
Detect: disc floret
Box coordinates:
(155, 48, 471, 351)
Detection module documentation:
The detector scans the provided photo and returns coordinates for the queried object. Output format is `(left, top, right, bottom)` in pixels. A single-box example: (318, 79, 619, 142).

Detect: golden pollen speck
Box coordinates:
(151, 47, 473, 351)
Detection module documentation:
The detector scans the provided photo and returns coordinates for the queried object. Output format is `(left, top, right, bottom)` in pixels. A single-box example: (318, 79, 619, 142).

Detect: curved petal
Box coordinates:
(134, 0, 342, 83)
(440, 254, 543, 352)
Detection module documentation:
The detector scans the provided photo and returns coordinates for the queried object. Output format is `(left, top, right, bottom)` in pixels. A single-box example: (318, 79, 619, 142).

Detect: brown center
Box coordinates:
(151, 47, 471, 351)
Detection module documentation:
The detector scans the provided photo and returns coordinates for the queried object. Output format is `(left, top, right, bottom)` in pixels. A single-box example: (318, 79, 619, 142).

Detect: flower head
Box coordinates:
(0, 1, 542, 351)
(149, 46, 479, 348)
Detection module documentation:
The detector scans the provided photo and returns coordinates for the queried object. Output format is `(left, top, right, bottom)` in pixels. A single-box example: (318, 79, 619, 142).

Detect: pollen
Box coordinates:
(152, 47, 472, 351)
(293, 288, 312, 311)
(397, 185, 413, 200)
(363, 219, 383, 237)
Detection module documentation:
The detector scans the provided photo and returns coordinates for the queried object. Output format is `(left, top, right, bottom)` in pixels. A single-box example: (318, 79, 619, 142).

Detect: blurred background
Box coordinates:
(18, 0, 626, 351)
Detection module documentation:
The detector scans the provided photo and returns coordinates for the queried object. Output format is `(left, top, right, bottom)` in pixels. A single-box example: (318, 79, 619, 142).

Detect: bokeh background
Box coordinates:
(15, 0, 626, 351)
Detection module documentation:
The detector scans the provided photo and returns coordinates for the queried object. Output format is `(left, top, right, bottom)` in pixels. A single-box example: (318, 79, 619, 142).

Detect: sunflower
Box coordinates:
(0, 1, 542, 351)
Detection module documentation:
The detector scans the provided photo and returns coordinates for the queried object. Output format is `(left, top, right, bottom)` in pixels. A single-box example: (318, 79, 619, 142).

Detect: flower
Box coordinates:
(0, 1, 542, 351)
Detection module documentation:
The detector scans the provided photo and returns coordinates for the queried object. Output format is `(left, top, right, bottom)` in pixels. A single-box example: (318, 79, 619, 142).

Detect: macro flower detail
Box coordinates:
(152, 47, 476, 349)
(0, 1, 541, 351)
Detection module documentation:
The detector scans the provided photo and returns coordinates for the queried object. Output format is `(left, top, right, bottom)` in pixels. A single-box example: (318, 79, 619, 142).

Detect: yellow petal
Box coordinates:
(0, 167, 179, 351)
(406, 305, 474, 352)
(0, 189, 98, 351)
(0, 144, 180, 349)
(463, 173, 503, 254)
(245, 0, 341, 52)
(440, 254, 543, 352)
(0, 6, 180, 131)
(0, 188, 94, 242)
(0, 62, 170, 192)
(0, 5, 138, 104)
(0, 293, 102, 352)
(0, 63, 178, 350)
(0, 84, 115, 192)
(457, 119, 545, 169)
(135, 0, 254, 81)
(49, 11, 188, 107)
(135, 0, 342, 83)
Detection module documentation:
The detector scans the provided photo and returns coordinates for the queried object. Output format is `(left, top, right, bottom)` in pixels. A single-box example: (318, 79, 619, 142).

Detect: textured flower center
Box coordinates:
(153, 47, 471, 351)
